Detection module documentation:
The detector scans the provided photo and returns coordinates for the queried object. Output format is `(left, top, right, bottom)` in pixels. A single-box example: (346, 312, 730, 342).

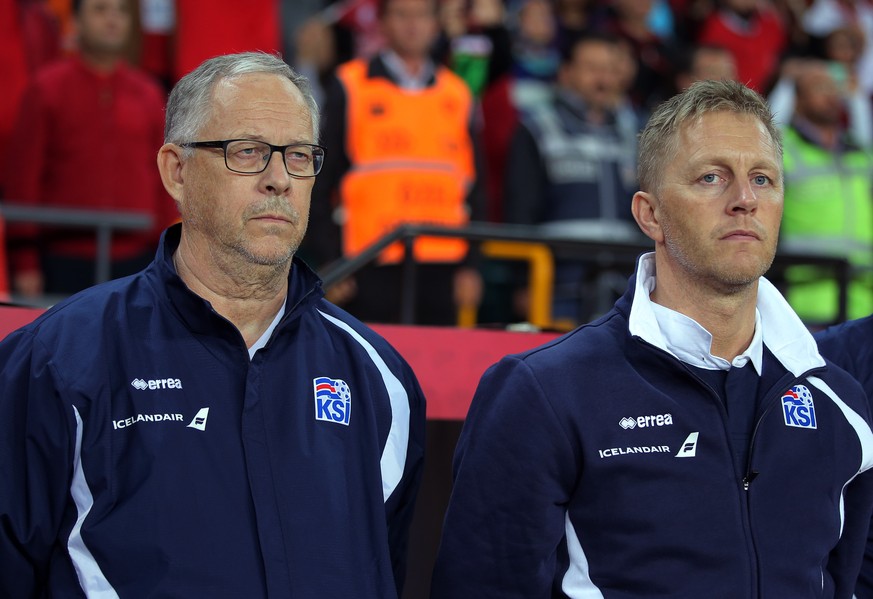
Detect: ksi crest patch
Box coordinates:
(314, 376, 351, 425)
(781, 384, 817, 429)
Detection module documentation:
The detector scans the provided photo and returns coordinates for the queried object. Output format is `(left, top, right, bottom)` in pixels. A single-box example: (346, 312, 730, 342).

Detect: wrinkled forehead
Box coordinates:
(673, 112, 782, 171)
(204, 73, 313, 136)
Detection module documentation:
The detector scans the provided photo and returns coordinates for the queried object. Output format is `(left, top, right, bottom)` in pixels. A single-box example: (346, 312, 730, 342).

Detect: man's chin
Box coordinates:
(237, 241, 299, 267)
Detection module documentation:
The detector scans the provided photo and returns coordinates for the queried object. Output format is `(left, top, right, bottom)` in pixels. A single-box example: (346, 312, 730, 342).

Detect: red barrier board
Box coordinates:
(0, 305, 45, 338)
(0, 307, 559, 421)
(371, 324, 560, 420)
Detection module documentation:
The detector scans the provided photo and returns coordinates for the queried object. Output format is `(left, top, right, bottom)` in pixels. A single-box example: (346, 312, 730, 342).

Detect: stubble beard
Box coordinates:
(235, 195, 307, 267)
(661, 219, 774, 297)
(183, 193, 307, 269)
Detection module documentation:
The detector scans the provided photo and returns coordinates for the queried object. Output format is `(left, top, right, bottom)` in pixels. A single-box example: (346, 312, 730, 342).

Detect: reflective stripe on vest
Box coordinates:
(782, 126, 873, 321)
(337, 59, 475, 264)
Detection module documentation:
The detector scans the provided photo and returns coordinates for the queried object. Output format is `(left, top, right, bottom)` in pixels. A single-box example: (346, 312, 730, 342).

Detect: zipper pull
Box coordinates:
(743, 471, 759, 490)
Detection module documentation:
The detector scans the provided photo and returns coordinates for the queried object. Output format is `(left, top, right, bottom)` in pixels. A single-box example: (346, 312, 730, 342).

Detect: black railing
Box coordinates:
(319, 222, 851, 326)
(0, 203, 154, 287)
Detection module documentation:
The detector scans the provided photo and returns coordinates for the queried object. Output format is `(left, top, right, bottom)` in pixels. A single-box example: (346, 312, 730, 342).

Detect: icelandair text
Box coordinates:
(599, 445, 671, 458)
(113, 413, 184, 429)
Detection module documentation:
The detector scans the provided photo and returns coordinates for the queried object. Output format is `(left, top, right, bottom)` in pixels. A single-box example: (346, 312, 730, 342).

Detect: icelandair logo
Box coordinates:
(113, 412, 184, 429)
(187, 407, 209, 431)
(131, 377, 183, 390)
(675, 432, 699, 458)
(598, 432, 699, 459)
(599, 445, 671, 458)
(314, 376, 351, 425)
(113, 406, 209, 431)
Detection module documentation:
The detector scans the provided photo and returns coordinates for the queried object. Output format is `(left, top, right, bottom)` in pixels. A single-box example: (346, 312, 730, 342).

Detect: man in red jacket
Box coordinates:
(3, 0, 173, 298)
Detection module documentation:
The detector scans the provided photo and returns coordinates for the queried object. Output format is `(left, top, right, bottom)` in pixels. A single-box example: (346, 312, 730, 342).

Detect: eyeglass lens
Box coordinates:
(225, 141, 323, 176)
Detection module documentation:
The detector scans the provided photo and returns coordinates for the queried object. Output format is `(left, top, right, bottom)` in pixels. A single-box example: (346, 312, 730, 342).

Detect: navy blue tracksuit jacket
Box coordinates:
(0, 224, 426, 598)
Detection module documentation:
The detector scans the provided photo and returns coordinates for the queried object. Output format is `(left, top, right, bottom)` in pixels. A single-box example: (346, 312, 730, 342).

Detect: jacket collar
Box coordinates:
(624, 252, 825, 376)
(148, 223, 325, 337)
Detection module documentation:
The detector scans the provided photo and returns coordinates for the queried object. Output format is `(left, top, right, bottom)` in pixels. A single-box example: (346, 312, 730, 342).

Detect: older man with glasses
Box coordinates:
(0, 51, 426, 599)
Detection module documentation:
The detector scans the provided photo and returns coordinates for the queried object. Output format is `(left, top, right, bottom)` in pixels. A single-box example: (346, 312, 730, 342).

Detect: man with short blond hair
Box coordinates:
(432, 80, 873, 598)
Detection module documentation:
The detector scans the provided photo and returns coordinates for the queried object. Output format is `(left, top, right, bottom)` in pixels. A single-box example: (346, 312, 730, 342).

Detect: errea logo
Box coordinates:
(131, 378, 183, 390)
(619, 413, 673, 429)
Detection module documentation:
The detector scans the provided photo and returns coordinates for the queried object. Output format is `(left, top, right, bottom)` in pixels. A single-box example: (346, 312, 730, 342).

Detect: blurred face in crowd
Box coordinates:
(691, 48, 737, 83)
(795, 63, 843, 127)
(635, 111, 783, 292)
(555, 0, 591, 28)
(76, 0, 131, 57)
(560, 39, 620, 113)
(380, 0, 439, 60)
(518, 0, 556, 46)
(825, 27, 863, 67)
(613, 39, 637, 95)
(163, 73, 316, 268)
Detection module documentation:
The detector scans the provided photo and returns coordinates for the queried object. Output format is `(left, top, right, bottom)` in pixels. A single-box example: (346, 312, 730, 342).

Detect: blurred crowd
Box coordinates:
(2, 0, 873, 329)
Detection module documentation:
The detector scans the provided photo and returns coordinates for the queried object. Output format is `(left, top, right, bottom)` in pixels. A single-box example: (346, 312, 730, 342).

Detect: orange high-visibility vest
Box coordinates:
(336, 59, 475, 264)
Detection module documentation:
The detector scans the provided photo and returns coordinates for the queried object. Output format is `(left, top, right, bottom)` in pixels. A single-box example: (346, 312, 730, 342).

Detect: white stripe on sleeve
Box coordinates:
(562, 511, 606, 598)
(318, 310, 411, 502)
(68, 406, 120, 598)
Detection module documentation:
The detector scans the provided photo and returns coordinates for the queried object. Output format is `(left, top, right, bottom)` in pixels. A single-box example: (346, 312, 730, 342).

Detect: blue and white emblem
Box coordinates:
(313, 376, 351, 425)
(781, 385, 817, 429)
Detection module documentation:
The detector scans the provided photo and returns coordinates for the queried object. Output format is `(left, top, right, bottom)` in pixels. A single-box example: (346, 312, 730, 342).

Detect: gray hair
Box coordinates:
(164, 52, 320, 150)
(637, 79, 782, 194)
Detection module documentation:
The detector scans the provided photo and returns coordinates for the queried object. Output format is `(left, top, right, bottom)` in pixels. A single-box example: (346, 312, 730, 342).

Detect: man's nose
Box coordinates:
(262, 150, 292, 195)
(730, 178, 758, 213)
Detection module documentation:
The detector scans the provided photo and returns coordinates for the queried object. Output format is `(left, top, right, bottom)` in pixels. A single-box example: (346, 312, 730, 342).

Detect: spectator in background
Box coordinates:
(554, 0, 594, 44)
(504, 32, 641, 325)
(802, 0, 873, 97)
(292, 14, 339, 108)
(3, 0, 173, 298)
(0, 0, 31, 198)
(326, 0, 384, 60)
(510, 0, 561, 83)
(306, 0, 485, 325)
(438, 0, 511, 100)
(595, 0, 677, 110)
(437, 0, 514, 222)
(674, 42, 737, 92)
(171, 0, 281, 82)
(771, 0, 813, 54)
(698, 0, 787, 93)
(279, 0, 325, 66)
(769, 26, 872, 148)
(777, 60, 873, 326)
(507, 0, 563, 113)
(670, 0, 718, 44)
(0, 0, 61, 296)
(0, 0, 61, 194)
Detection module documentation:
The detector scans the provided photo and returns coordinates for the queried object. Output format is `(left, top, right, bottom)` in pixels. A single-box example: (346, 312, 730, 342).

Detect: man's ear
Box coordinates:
(632, 190, 664, 243)
(157, 144, 185, 205)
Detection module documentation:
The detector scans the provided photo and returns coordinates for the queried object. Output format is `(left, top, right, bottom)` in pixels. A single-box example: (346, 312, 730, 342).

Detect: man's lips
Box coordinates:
(252, 214, 293, 224)
(721, 229, 761, 241)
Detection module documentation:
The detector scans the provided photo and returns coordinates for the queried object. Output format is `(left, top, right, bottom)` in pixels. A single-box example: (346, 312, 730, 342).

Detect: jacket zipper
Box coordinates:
(740, 366, 827, 599)
(633, 337, 829, 597)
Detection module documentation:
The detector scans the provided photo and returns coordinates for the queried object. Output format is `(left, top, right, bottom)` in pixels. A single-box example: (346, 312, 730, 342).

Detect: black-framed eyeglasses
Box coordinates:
(181, 139, 325, 177)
